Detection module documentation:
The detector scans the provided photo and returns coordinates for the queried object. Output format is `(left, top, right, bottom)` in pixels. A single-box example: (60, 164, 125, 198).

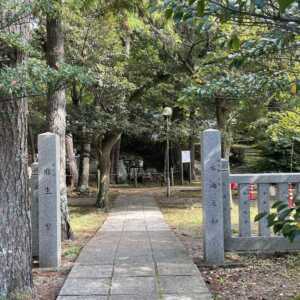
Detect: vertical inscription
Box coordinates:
(201, 129, 224, 265)
(38, 133, 61, 268)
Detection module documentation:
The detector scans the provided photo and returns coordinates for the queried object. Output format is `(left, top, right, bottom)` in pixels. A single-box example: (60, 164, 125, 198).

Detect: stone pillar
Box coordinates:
(38, 133, 61, 268)
(221, 159, 232, 241)
(201, 129, 224, 265)
(31, 162, 39, 257)
(296, 183, 300, 200)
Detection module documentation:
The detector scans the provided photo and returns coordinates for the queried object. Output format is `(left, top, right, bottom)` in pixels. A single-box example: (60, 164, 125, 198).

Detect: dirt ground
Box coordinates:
(157, 188, 300, 300)
(33, 192, 109, 300)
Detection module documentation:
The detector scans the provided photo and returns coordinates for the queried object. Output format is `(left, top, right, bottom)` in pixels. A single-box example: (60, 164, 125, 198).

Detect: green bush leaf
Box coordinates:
(272, 200, 283, 209)
(254, 212, 268, 222)
(278, 208, 292, 220)
(276, 202, 288, 212)
(228, 33, 240, 51)
(278, 0, 297, 12)
(267, 213, 277, 226)
(173, 10, 184, 22)
(197, 0, 205, 16)
(273, 221, 284, 233)
(165, 8, 173, 19)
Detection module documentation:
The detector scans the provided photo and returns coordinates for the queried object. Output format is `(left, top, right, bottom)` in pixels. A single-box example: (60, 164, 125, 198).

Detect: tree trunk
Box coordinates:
(46, 11, 72, 240)
(110, 137, 121, 184)
(79, 141, 91, 192)
(97, 150, 112, 209)
(66, 134, 78, 189)
(0, 3, 32, 297)
(189, 137, 196, 180)
(96, 132, 121, 209)
(0, 97, 33, 300)
(114, 137, 121, 183)
(215, 97, 231, 160)
(28, 121, 36, 163)
(110, 145, 116, 184)
(189, 109, 196, 180)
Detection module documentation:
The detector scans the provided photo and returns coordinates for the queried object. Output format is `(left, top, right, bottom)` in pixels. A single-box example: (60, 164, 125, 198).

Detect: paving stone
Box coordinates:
(118, 240, 151, 248)
(68, 264, 113, 278)
(100, 228, 123, 232)
(152, 243, 186, 252)
(87, 241, 119, 251)
(114, 263, 155, 277)
(115, 254, 154, 264)
(153, 247, 188, 256)
(163, 294, 212, 300)
(117, 249, 152, 258)
(77, 252, 115, 265)
(121, 232, 149, 239)
(154, 253, 191, 262)
(59, 278, 110, 296)
(159, 276, 209, 295)
(111, 276, 157, 295)
(57, 296, 107, 300)
(123, 227, 147, 232)
(96, 232, 123, 240)
(157, 263, 199, 276)
(109, 295, 157, 300)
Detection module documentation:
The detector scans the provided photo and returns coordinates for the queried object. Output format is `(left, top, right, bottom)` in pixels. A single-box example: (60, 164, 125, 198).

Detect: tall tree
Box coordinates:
(0, 0, 33, 298)
(46, 0, 72, 239)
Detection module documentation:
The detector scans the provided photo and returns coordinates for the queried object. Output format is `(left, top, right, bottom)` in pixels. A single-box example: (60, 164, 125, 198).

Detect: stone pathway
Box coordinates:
(57, 194, 212, 300)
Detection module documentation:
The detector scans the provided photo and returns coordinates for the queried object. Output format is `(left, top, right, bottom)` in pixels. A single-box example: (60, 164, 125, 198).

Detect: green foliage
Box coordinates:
(63, 245, 81, 259)
(278, 0, 297, 12)
(0, 58, 94, 98)
(228, 33, 240, 51)
(2, 0, 300, 174)
(267, 109, 300, 142)
(256, 199, 300, 242)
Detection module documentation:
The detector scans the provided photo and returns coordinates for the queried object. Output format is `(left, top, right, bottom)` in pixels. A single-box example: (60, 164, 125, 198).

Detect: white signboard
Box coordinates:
(181, 151, 191, 163)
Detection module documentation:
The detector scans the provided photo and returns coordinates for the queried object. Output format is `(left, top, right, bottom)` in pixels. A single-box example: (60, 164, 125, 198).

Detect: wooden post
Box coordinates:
(189, 162, 192, 184)
(134, 168, 138, 188)
(97, 169, 100, 191)
(181, 162, 184, 185)
(171, 167, 174, 186)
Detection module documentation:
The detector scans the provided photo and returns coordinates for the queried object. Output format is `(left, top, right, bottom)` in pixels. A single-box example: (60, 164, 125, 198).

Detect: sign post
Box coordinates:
(181, 150, 191, 184)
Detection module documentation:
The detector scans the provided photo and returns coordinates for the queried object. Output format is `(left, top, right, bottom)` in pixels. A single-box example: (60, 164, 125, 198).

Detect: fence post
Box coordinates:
(201, 129, 224, 265)
(296, 183, 300, 199)
(38, 133, 61, 268)
(221, 159, 232, 242)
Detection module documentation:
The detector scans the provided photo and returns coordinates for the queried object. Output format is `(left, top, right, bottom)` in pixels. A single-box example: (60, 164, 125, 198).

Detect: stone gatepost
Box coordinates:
(31, 162, 39, 257)
(38, 133, 61, 268)
(201, 129, 224, 265)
